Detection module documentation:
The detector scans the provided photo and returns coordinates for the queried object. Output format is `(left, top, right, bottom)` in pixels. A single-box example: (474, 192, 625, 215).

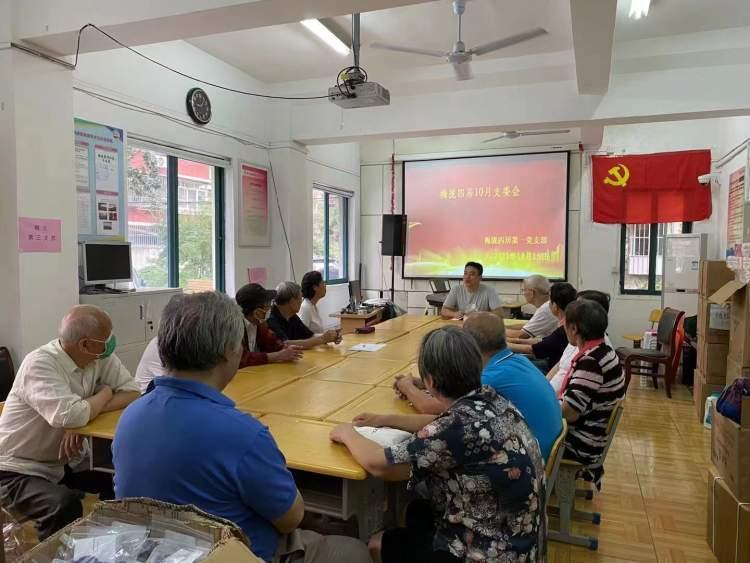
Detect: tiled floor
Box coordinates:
(548, 378, 717, 563)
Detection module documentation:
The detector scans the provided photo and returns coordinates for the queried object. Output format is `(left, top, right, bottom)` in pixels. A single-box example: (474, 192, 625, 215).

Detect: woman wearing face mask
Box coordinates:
(235, 283, 304, 367)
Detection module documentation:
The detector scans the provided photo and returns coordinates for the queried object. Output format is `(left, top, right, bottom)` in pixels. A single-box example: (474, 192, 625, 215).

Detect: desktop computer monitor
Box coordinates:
(81, 241, 132, 285)
(348, 280, 362, 310)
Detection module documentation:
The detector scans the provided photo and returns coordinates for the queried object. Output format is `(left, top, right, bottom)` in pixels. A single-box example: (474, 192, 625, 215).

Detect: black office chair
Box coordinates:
(0, 347, 15, 402)
(426, 280, 451, 314)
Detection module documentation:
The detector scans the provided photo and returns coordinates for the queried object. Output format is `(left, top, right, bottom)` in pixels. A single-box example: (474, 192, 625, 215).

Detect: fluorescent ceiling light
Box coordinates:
(301, 19, 350, 55)
(629, 0, 651, 20)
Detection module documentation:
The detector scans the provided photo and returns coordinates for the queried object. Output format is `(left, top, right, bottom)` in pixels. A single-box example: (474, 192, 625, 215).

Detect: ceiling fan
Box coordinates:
(482, 129, 571, 142)
(370, 0, 548, 81)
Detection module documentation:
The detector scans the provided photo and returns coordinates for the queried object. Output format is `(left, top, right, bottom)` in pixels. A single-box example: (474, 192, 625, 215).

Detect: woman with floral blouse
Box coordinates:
(330, 326, 546, 563)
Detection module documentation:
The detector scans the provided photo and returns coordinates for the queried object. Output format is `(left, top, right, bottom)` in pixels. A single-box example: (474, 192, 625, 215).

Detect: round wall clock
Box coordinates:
(186, 87, 212, 124)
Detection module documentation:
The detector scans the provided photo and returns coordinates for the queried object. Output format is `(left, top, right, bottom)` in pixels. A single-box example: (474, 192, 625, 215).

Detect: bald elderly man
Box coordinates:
(0, 305, 139, 540)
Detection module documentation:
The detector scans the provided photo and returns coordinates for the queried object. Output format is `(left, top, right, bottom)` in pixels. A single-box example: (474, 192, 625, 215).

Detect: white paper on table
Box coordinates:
(350, 343, 386, 352)
(354, 426, 413, 447)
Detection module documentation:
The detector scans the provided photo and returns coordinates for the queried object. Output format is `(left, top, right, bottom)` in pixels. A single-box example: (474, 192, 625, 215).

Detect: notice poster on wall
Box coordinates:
(74, 119, 125, 241)
(726, 166, 746, 266)
(239, 162, 270, 247)
(96, 194, 121, 236)
(75, 142, 92, 235)
(18, 217, 62, 253)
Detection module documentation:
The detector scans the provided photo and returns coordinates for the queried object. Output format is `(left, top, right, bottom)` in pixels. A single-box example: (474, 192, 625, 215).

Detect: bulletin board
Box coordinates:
(74, 118, 126, 241)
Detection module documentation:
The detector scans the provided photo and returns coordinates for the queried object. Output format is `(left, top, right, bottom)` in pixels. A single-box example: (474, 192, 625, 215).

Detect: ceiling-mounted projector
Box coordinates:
(328, 81, 390, 109)
(328, 14, 390, 109)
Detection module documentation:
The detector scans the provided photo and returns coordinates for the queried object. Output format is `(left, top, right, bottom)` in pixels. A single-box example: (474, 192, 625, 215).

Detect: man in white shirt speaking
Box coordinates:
(0, 305, 140, 540)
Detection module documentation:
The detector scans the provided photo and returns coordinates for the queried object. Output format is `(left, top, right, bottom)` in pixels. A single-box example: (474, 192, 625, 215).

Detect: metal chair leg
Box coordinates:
(547, 467, 599, 550)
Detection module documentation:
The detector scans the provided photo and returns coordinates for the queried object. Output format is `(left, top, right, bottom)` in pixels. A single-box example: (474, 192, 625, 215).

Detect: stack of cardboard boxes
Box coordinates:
(694, 261, 733, 421)
(704, 261, 750, 563)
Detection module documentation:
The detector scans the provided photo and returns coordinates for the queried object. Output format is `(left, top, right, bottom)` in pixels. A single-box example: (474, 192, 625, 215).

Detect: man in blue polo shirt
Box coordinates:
(394, 312, 561, 460)
(112, 292, 369, 563)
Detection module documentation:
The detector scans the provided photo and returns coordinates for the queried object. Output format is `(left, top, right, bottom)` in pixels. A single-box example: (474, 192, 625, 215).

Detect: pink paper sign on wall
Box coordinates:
(247, 267, 268, 285)
(18, 217, 62, 253)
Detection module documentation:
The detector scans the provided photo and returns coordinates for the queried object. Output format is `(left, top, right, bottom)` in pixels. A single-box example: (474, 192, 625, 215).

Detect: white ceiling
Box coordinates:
(614, 0, 750, 42)
(189, 0, 572, 83)
(189, 0, 750, 85)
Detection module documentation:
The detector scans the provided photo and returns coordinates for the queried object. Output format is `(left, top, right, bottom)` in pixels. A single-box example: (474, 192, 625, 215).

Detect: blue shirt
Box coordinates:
(481, 349, 562, 460)
(112, 377, 297, 562)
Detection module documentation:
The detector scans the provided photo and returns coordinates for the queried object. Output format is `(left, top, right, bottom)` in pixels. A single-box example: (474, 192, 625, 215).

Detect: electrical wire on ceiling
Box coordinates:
(72, 23, 332, 101)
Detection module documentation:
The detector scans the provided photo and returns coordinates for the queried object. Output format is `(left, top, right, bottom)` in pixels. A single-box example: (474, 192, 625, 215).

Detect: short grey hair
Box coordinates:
(463, 312, 507, 355)
(524, 274, 550, 296)
(59, 305, 109, 345)
(275, 281, 302, 306)
(418, 326, 483, 399)
(158, 291, 245, 372)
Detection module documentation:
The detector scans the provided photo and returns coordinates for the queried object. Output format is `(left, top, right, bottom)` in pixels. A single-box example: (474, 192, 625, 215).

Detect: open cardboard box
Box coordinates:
(711, 397, 750, 503)
(18, 497, 263, 562)
(709, 280, 750, 366)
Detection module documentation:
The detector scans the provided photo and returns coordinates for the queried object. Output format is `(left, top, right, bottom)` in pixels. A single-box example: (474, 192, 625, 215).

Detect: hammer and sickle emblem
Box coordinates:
(603, 164, 630, 187)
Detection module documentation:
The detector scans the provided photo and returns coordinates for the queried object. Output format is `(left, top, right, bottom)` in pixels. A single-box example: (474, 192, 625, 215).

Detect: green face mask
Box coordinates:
(89, 334, 117, 359)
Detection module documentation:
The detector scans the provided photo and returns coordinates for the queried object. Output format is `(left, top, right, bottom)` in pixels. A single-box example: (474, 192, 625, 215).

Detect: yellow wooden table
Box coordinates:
(262, 414, 366, 480)
(78, 409, 122, 440)
(223, 369, 301, 403)
(239, 378, 372, 420)
(349, 335, 423, 362)
(326, 387, 418, 424)
(338, 329, 409, 347)
(376, 362, 417, 388)
(375, 314, 439, 332)
(308, 357, 411, 386)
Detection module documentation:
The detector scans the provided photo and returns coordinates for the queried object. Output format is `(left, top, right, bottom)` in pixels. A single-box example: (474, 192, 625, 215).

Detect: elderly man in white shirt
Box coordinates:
(506, 274, 559, 339)
(0, 305, 140, 540)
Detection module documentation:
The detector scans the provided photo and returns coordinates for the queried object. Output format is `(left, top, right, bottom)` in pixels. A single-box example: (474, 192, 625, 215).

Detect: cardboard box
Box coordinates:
(701, 260, 735, 296)
(19, 498, 263, 563)
(709, 280, 750, 366)
(697, 297, 730, 344)
(694, 371, 724, 422)
(711, 397, 750, 503)
(726, 356, 750, 385)
(697, 336, 729, 384)
(707, 465, 750, 563)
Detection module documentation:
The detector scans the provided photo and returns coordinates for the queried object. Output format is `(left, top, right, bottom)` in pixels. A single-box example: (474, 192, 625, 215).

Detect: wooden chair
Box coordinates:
(547, 402, 625, 551)
(616, 307, 685, 398)
(545, 419, 567, 504)
(622, 309, 662, 348)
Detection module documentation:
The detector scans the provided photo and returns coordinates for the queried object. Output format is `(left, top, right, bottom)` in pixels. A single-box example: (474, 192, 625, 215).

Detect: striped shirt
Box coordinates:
(562, 342, 624, 485)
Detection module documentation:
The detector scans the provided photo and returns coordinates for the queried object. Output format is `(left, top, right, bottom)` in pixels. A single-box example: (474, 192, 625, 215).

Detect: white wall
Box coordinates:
(0, 48, 77, 362)
(360, 134, 581, 314)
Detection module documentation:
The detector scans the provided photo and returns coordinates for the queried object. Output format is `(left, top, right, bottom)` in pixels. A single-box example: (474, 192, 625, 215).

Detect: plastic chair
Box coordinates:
(545, 419, 567, 504)
(622, 309, 662, 348)
(547, 402, 625, 551)
(616, 307, 685, 398)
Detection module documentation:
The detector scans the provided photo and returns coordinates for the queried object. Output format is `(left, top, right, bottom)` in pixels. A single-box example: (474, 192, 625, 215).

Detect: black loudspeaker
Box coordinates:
(382, 214, 407, 256)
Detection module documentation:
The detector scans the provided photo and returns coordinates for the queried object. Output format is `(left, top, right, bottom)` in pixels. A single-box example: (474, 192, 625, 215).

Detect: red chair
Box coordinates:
(616, 307, 685, 398)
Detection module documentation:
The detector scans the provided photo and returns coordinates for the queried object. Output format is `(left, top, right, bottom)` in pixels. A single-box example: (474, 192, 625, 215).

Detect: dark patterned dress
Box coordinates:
(385, 385, 546, 562)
